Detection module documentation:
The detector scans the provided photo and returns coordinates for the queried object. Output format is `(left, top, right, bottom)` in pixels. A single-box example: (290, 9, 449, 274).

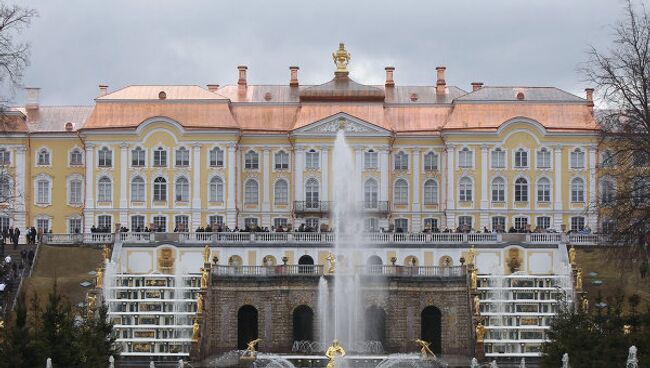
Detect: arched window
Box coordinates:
(97, 177, 112, 202)
(491, 177, 505, 202)
(175, 177, 189, 202)
(364, 178, 378, 207)
(600, 178, 615, 204)
(69, 149, 82, 166)
(209, 147, 224, 167)
(175, 147, 189, 167)
(293, 305, 314, 342)
(98, 147, 112, 167)
(275, 151, 289, 169)
(394, 179, 408, 204)
(394, 151, 408, 170)
(459, 177, 472, 201)
(424, 152, 438, 171)
(459, 147, 473, 168)
(131, 176, 145, 202)
(423, 179, 438, 204)
(537, 177, 551, 202)
(37, 148, 50, 165)
(237, 306, 258, 350)
(537, 147, 551, 168)
(305, 179, 319, 208)
(153, 177, 167, 201)
(209, 177, 224, 202)
(514, 148, 528, 168)
(570, 148, 585, 169)
(274, 179, 288, 205)
(245, 150, 259, 169)
(245, 179, 259, 205)
(571, 178, 585, 202)
(514, 178, 528, 202)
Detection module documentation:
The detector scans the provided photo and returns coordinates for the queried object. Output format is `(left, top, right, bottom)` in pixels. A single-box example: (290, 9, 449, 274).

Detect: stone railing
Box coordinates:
(43, 232, 114, 245)
(211, 264, 465, 278)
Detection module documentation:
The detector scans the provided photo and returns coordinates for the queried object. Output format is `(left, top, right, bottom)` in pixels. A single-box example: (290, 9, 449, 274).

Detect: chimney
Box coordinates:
(435, 66, 446, 96)
(585, 88, 594, 107)
(289, 66, 299, 87)
(25, 87, 40, 110)
(385, 66, 395, 87)
(471, 82, 484, 91)
(98, 84, 109, 97)
(207, 84, 220, 93)
(237, 65, 248, 87)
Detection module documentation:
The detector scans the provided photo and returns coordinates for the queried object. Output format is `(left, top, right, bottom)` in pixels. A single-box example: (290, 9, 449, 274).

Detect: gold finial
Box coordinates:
(332, 43, 351, 73)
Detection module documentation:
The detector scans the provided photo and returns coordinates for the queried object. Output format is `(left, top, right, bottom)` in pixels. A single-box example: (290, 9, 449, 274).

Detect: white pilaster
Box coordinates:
(553, 145, 563, 230)
(379, 148, 389, 202)
(446, 144, 456, 227)
(588, 145, 598, 230)
(355, 146, 364, 200)
(321, 147, 329, 201)
(226, 143, 237, 229)
(480, 144, 489, 229)
(412, 149, 421, 232)
(262, 147, 271, 228)
(13, 146, 26, 231)
(84, 143, 95, 232)
(119, 143, 128, 226)
(192, 144, 202, 229)
(294, 146, 304, 202)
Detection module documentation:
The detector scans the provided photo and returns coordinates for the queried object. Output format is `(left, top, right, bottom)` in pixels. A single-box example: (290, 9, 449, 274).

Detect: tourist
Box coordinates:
(12, 227, 19, 249)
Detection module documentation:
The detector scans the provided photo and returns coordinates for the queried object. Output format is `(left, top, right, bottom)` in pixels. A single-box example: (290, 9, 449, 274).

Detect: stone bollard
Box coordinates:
(627, 346, 639, 368)
(46, 358, 53, 368)
(562, 353, 569, 368)
(108, 355, 115, 368)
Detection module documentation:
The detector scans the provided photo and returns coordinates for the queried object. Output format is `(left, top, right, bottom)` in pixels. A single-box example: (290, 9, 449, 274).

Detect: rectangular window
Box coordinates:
(536, 217, 551, 230)
(245, 152, 259, 169)
(244, 217, 258, 230)
(424, 152, 438, 171)
(273, 218, 288, 229)
(394, 152, 408, 170)
(514, 217, 528, 231)
(153, 216, 166, 232)
(459, 149, 473, 168)
(68, 218, 81, 234)
(132, 149, 145, 167)
(492, 217, 506, 232)
(69, 150, 82, 166)
(424, 218, 438, 231)
(131, 215, 145, 232)
(305, 217, 319, 230)
(394, 218, 408, 232)
(97, 215, 111, 231)
(98, 149, 112, 167)
(365, 151, 378, 169)
(365, 217, 379, 232)
(458, 216, 473, 231)
(37, 218, 50, 232)
(69, 180, 82, 205)
(175, 149, 190, 167)
(570, 149, 585, 169)
(491, 149, 505, 169)
(514, 150, 528, 168)
(153, 150, 167, 167)
(174, 215, 189, 232)
(306, 151, 320, 169)
(37, 180, 49, 204)
(537, 149, 551, 168)
(274, 151, 289, 169)
(537, 181, 551, 202)
(210, 148, 224, 167)
(571, 217, 585, 231)
(208, 215, 224, 229)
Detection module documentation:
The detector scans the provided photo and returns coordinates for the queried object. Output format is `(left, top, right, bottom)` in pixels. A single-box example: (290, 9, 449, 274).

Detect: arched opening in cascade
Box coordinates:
(364, 305, 386, 347)
(293, 305, 314, 342)
(421, 306, 442, 354)
(298, 255, 315, 273)
(237, 305, 258, 350)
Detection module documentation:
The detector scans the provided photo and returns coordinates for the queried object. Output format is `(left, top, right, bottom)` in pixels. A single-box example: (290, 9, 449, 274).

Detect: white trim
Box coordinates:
(33, 173, 53, 207)
(35, 146, 52, 167)
(66, 174, 84, 207)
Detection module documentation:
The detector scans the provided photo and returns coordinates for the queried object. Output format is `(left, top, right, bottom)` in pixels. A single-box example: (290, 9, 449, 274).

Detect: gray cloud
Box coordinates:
(14, 0, 623, 105)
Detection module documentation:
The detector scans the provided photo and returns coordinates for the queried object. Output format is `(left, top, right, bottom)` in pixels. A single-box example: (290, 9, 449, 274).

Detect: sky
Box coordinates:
(8, 0, 636, 105)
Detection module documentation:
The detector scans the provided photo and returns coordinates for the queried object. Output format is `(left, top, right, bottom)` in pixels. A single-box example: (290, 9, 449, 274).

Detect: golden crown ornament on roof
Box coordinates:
(333, 43, 351, 73)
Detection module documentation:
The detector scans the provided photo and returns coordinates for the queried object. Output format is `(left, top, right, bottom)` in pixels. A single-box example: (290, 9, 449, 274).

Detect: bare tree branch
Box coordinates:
(0, 3, 37, 100)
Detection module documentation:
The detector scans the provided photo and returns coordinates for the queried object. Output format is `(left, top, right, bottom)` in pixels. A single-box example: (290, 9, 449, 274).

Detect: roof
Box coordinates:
(454, 86, 585, 103)
(22, 106, 93, 132)
(97, 85, 228, 100)
(0, 109, 27, 133)
(300, 73, 385, 101)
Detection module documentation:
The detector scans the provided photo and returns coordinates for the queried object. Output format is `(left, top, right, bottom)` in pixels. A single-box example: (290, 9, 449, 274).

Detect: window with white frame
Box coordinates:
(305, 217, 319, 229)
(514, 177, 528, 202)
(514, 217, 528, 231)
(209, 215, 224, 228)
(131, 177, 145, 202)
(365, 150, 378, 169)
(601, 150, 615, 168)
(153, 177, 167, 201)
(459, 147, 473, 168)
(274, 179, 288, 205)
(274, 151, 289, 169)
(423, 179, 438, 204)
(570, 148, 585, 169)
(305, 179, 319, 207)
(536, 216, 551, 230)
(175, 215, 189, 231)
(365, 217, 379, 232)
(537, 147, 551, 168)
(600, 178, 615, 204)
(0, 148, 9, 165)
(69, 149, 83, 166)
(394, 151, 408, 170)
(571, 178, 585, 202)
(132, 147, 145, 167)
(175, 177, 189, 202)
(97, 215, 111, 231)
(537, 177, 551, 202)
(492, 216, 506, 232)
(491, 177, 505, 202)
(152, 216, 166, 232)
(459, 177, 472, 201)
(209, 177, 224, 202)
(153, 147, 167, 167)
(306, 149, 320, 169)
(37, 178, 50, 204)
(245, 150, 259, 169)
(491, 148, 505, 169)
(210, 147, 224, 167)
(458, 216, 473, 230)
(424, 152, 438, 171)
(37, 148, 50, 165)
(0, 177, 10, 202)
(274, 218, 288, 229)
(514, 148, 528, 168)
(175, 147, 190, 167)
(98, 147, 112, 167)
(364, 179, 378, 207)
(68, 218, 82, 234)
(245, 179, 259, 205)
(424, 218, 438, 231)
(37, 218, 50, 232)
(394, 218, 408, 232)
(394, 179, 408, 205)
(245, 217, 258, 230)
(97, 177, 112, 202)
(69, 179, 82, 205)
(131, 215, 145, 232)
(570, 216, 585, 231)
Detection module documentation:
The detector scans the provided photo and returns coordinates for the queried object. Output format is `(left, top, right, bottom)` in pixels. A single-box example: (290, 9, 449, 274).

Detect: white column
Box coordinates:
(321, 147, 329, 201)
(588, 145, 598, 230)
(355, 146, 364, 200)
(553, 145, 563, 230)
(262, 147, 271, 228)
(84, 143, 95, 232)
(480, 144, 489, 229)
(226, 143, 237, 229)
(294, 147, 304, 202)
(446, 144, 456, 227)
(379, 148, 389, 202)
(119, 143, 128, 226)
(192, 144, 202, 229)
(411, 149, 421, 232)
(13, 146, 26, 231)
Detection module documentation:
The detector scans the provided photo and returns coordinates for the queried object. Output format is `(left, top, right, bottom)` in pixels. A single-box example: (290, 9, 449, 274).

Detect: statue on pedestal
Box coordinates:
(569, 246, 577, 266)
(470, 268, 478, 289)
(575, 268, 583, 290)
(103, 245, 111, 263)
(326, 339, 346, 368)
(473, 295, 481, 315)
(96, 268, 104, 289)
(326, 253, 336, 274)
(415, 338, 436, 360)
(203, 245, 211, 265)
(196, 293, 204, 314)
(475, 322, 486, 343)
(201, 268, 209, 289)
(466, 245, 477, 266)
(192, 319, 200, 342)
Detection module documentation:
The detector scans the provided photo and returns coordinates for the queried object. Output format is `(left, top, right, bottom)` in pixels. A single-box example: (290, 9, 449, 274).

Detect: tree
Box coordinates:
(0, 292, 41, 368)
(0, 3, 37, 99)
(40, 282, 80, 366)
(583, 0, 650, 249)
(77, 303, 120, 367)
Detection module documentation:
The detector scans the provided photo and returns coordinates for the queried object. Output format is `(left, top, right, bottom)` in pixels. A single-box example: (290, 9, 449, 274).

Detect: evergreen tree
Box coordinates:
(40, 282, 80, 367)
(77, 303, 120, 368)
(0, 293, 41, 368)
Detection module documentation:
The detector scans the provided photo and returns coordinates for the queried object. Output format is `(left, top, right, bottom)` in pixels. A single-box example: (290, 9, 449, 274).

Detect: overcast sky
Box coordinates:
(11, 0, 633, 105)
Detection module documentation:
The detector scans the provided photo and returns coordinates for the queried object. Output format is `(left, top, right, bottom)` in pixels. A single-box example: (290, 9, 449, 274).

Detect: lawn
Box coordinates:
(22, 245, 103, 309)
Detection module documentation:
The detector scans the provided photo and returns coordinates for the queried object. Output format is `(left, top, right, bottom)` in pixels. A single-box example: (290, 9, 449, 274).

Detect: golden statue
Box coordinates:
(470, 268, 478, 289)
(466, 245, 477, 266)
(473, 295, 481, 315)
(332, 43, 351, 73)
(246, 338, 262, 355)
(86, 294, 97, 315)
(326, 253, 336, 274)
(326, 339, 346, 368)
(569, 245, 577, 266)
(102, 245, 111, 262)
(96, 267, 104, 289)
(192, 319, 200, 342)
(196, 293, 204, 314)
(580, 296, 589, 312)
(415, 339, 436, 360)
(475, 322, 486, 343)
(575, 268, 583, 290)
(201, 268, 209, 289)
(624, 324, 632, 335)
(203, 245, 211, 265)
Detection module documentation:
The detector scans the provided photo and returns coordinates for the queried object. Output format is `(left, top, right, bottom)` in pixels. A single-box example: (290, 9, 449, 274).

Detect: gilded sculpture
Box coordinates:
(580, 295, 589, 312)
(203, 245, 211, 265)
(326, 339, 346, 368)
(96, 267, 104, 288)
(415, 338, 436, 360)
(332, 43, 351, 73)
(569, 245, 577, 266)
(473, 295, 481, 315)
(102, 244, 111, 262)
(246, 338, 262, 356)
(470, 268, 478, 289)
(196, 293, 204, 314)
(575, 268, 583, 290)
(201, 268, 209, 289)
(192, 319, 200, 342)
(326, 253, 336, 274)
(466, 245, 477, 266)
(475, 322, 486, 343)
(86, 294, 97, 317)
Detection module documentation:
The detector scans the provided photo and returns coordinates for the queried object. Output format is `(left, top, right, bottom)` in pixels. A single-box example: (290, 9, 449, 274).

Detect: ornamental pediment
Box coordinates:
(292, 112, 391, 137)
